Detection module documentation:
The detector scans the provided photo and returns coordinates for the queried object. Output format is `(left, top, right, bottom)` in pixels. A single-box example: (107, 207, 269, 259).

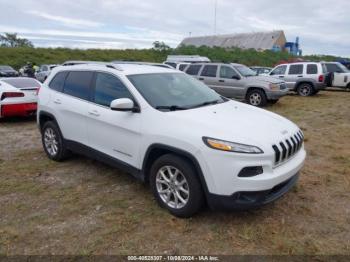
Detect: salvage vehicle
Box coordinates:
(0, 65, 19, 78)
(184, 63, 288, 106)
(322, 62, 350, 89)
(0, 77, 40, 118)
(35, 64, 58, 82)
(37, 63, 306, 217)
(269, 62, 326, 96)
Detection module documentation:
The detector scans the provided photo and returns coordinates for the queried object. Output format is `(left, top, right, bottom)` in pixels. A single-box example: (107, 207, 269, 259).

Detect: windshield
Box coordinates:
(2, 78, 40, 88)
(127, 73, 226, 111)
(338, 63, 350, 73)
(0, 66, 14, 70)
(233, 65, 256, 77)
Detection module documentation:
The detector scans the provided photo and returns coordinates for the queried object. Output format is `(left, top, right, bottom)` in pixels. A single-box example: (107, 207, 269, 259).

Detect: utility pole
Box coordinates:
(214, 0, 217, 35)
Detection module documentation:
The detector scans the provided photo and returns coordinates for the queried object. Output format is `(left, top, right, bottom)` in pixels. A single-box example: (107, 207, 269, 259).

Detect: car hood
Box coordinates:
(248, 75, 284, 84)
(166, 100, 299, 149)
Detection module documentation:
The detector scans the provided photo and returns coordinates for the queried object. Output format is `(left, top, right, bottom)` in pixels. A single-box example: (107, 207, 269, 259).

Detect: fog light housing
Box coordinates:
(238, 166, 263, 177)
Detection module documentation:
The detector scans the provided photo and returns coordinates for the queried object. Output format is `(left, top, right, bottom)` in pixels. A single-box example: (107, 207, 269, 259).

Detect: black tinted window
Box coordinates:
(307, 64, 318, 74)
(93, 73, 133, 107)
(186, 65, 202, 75)
(201, 65, 218, 77)
(288, 64, 303, 75)
(270, 65, 287, 75)
(49, 71, 68, 92)
(179, 64, 187, 71)
(220, 66, 239, 79)
(63, 71, 93, 100)
(325, 63, 343, 73)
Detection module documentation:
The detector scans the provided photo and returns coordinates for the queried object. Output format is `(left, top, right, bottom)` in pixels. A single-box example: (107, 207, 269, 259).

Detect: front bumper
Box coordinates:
(1, 103, 37, 117)
(265, 88, 289, 100)
(207, 173, 299, 210)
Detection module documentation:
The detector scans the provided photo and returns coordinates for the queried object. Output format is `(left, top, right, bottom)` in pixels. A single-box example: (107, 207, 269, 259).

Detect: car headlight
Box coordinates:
(203, 137, 263, 154)
(269, 83, 280, 91)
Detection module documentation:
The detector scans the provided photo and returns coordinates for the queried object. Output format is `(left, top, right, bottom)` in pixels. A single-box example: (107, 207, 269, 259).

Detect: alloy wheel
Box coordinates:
(155, 166, 190, 209)
(44, 127, 59, 156)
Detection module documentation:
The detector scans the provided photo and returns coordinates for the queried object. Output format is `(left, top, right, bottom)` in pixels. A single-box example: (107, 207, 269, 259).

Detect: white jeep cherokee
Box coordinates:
(37, 63, 306, 217)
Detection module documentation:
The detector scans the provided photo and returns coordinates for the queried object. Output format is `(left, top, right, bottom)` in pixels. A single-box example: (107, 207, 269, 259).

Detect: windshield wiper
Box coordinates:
(190, 99, 221, 109)
(155, 105, 188, 111)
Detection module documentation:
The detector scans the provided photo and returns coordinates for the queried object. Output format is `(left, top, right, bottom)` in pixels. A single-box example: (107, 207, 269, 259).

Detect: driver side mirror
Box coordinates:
(110, 98, 140, 113)
(232, 75, 241, 80)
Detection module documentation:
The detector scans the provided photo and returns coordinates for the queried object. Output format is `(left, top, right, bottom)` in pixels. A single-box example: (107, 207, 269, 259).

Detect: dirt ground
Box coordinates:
(0, 90, 349, 255)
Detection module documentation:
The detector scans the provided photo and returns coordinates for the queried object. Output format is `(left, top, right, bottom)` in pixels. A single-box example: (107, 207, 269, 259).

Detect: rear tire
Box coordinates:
(41, 121, 70, 161)
(149, 154, 204, 218)
(246, 89, 267, 107)
(297, 83, 314, 96)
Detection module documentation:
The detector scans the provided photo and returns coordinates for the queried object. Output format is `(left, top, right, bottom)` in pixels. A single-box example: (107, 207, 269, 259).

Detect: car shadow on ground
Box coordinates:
(0, 115, 37, 124)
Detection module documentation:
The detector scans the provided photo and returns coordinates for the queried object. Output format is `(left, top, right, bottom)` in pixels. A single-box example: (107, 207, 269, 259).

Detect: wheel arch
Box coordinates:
(142, 144, 210, 198)
(245, 86, 266, 99)
(38, 111, 58, 131)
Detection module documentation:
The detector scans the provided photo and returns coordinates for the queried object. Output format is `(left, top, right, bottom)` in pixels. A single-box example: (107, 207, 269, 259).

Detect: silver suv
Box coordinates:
(268, 62, 326, 96)
(184, 63, 288, 107)
(35, 64, 58, 82)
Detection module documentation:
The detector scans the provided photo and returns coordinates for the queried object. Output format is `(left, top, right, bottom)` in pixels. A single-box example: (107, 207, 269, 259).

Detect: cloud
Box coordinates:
(26, 10, 104, 28)
(0, 0, 349, 57)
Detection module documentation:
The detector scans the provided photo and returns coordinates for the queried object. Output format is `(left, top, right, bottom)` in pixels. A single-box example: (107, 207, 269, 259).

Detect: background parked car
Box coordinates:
(250, 66, 272, 75)
(35, 64, 59, 82)
(322, 62, 350, 89)
(163, 61, 191, 71)
(184, 63, 288, 107)
(0, 65, 19, 78)
(268, 62, 326, 96)
(0, 77, 41, 118)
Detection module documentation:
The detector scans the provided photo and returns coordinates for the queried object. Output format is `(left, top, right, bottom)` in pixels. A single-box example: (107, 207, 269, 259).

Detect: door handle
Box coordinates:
(297, 75, 303, 78)
(199, 78, 204, 80)
(219, 79, 225, 82)
(88, 110, 100, 117)
(278, 76, 284, 78)
(53, 99, 62, 104)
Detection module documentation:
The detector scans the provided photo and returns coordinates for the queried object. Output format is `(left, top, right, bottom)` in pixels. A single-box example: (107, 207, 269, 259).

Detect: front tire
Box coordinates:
(246, 89, 267, 107)
(150, 154, 204, 218)
(297, 83, 314, 96)
(41, 121, 70, 161)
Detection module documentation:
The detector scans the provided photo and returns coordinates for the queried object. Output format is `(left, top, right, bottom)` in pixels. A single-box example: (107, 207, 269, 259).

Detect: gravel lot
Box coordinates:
(0, 90, 349, 255)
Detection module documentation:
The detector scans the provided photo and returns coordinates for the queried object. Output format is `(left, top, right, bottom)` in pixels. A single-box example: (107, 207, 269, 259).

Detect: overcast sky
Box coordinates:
(0, 0, 349, 57)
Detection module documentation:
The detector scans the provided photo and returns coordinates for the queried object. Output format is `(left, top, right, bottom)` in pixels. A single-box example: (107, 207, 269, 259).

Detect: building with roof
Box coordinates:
(179, 30, 302, 55)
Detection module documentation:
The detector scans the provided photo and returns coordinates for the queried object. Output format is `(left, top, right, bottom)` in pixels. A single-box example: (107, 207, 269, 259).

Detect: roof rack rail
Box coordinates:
(62, 61, 123, 71)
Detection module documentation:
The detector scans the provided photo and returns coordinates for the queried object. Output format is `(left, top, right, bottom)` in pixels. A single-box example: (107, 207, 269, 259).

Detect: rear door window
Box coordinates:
(186, 64, 202, 75)
(63, 71, 94, 100)
(49, 71, 68, 92)
(200, 65, 218, 77)
(306, 64, 318, 74)
(288, 64, 304, 75)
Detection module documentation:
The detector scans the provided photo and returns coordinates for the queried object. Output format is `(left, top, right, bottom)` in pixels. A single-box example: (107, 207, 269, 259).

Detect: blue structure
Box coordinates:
(285, 37, 302, 56)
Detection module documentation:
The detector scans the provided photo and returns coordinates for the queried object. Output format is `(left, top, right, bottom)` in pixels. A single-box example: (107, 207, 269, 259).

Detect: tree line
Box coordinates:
(0, 33, 343, 69)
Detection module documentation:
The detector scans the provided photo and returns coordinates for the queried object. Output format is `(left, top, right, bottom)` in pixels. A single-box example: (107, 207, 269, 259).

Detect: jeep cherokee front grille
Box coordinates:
(272, 130, 304, 165)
